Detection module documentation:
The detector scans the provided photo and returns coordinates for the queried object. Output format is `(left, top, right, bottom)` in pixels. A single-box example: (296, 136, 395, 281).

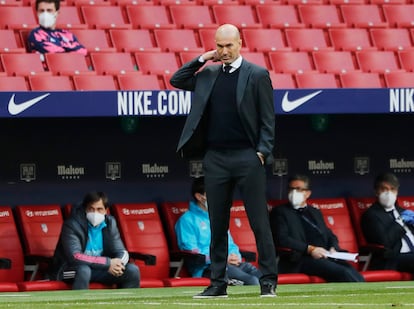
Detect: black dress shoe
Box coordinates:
(260, 283, 276, 297)
(193, 285, 228, 299)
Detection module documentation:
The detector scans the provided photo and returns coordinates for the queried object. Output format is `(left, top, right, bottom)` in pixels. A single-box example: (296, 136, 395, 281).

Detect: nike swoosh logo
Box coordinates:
(8, 93, 51, 115)
(281, 90, 322, 112)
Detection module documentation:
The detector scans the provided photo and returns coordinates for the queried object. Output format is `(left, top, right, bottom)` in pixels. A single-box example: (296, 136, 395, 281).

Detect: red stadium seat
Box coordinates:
(169, 5, 218, 29)
(242, 52, 270, 70)
(126, 6, 176, 29)
(398, 50, 414, 72)
(312, 51, 358, 74)
(90, 52, 138, 75)
(212, 5, 262, 29)
(384, 72, 414, 88)
(285, 29, 334, 52)
(71, 29, 116, 53)
(109, 29, 161, 52)
(298, 5, 346, 28)
(0, 29, 26, 53)
(370, 28, 414, 51)
(356, 50, 402, 73)
(286, 0, 323, 4)
(29, 75, 74, 90)
(0, 206, 24, 292)
(269, 51, 315, 74)
(1, 53, 51, 76)
(111, 0, 155, 6)
(339, 72, 383, 88)
(153, 29, 204, 53)
(45, 53, 95, 76)
(73, 75, 118, 90)
(340, 5, 388, 28)
(328, 28, 376, 52)
(269, 72, 297, 89)
(0, 76, 29, 91)
(134, 52, 180, 75)
(295, 72, 339, 88)
(56, 6, 87, 30)
(382, 4, 414, 28)
(256, 4, 304, 29)
(117, 74, 163, 90)
(242, 29, 291, 52)
(198, 28, 217, 51)
(0, 7, 37, 30)
(81, 6, 132, 29)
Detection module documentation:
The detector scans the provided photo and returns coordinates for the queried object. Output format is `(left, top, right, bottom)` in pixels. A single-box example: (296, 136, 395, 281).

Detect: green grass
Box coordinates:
(1, 281, 414, 308)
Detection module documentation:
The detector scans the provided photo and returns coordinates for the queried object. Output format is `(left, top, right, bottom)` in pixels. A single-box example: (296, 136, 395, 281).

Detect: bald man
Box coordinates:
(170, 24, 277, 298)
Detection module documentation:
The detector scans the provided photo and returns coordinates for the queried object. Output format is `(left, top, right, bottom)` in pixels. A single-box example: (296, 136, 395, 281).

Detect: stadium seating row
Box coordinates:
(1, 197, 413, 292)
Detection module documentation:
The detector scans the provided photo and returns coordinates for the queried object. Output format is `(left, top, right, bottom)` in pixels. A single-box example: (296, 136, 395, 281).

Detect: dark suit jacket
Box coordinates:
(361, 202, 407, 268)
(269, 203, 341, 271)
(169, 57, 275, 164)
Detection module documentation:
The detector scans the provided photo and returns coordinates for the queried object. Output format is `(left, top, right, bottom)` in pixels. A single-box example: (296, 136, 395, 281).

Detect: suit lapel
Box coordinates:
(236, 60, 251, 106)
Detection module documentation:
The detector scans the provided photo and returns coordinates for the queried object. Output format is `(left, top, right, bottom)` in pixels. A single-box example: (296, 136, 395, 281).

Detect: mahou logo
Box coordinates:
(308, 160, 335, 175)
(57, 165, 85, 180)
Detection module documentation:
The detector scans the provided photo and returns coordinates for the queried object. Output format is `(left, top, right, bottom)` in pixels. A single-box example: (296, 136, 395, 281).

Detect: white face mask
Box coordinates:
(378, 191, 397, 210)
(38, 12, 57, 29)
(86, 212, 105, 227)
(288, 190, 305, 209)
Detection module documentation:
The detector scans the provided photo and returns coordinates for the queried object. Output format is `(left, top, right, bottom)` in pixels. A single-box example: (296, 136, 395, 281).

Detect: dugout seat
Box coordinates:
(81, 6, 132, 29)
(126, 6, 176, 29)
(153, 29, 204, 53)
(212, 5, 262, 29)
(45, 53, 94, 76)
(109, 29, 161, 53)
(269, 51, 315, 74)
(73, 75, 118, 90)
(242, 29, 291, 52)
(0, 29, 26, 53)
(328, 28, 376, 52)
(370, 28, 414, 52)
(1, 53, 51, 76)
(312, 51, 358, 74)
(0, 76, 29, 91)
(356, 50, 402, 73)
(340, 5, 388, 28)
(397, 196, 414, 211)
(297, 5, 346, 29)
(112, 202, 209, 287)
(339, 72, 383, 88)
(29, 76, 75, 91)
(255, 4, 305, 29)
(285, 28, 334, 52)
(90, 52, 138, 75)
(71, 29, 117, 53)
(295, 72, 339, 88)
(169, 5, 218, 29)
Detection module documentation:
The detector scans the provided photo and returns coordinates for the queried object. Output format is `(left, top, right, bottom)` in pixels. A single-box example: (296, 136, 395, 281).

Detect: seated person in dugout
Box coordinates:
(269, 174, 364, 282)
(361, 172, 414, 273)
(51, 191, 140, 289)
(175, 177, 262, 285)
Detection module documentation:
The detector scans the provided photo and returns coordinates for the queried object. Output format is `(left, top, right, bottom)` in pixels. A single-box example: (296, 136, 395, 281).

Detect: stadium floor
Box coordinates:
(0, 281, 413, 308)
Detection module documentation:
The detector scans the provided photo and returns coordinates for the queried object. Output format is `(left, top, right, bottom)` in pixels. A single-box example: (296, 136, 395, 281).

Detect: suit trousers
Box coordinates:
(203, 148, 278, 288)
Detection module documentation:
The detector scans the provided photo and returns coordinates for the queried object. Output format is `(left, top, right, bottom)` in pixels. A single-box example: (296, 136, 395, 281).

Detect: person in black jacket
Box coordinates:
(269, 174, 364, 282)
(361, 173, 414, 272)
(52, 191, 140, 289)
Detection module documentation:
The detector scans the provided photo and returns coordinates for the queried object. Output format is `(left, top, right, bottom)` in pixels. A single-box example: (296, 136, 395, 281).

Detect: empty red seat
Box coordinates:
(1, 53, 51, 76)
(269, 72, 296, 89)
(298, 5, 346, 28)
(73, 75, 118, 90)
(242, 29, 291, 52)
(0, 76, 29, 91)
(398, 50, 414, 72)
(56, 6, 87, 30)
(154, 29, 204, 53)
(0, 29, 25, 53)
(312, 51, 357, 74)
(328, 28, 376, 52)
(81, 6, 132, 29)
(339, 72, 383, 88)
(285, 29, 333, 52)
(29, 75, 74, 90)
(90, 52, 138, 75)
(269, 51, 315, 73)
(109, 29, 161, 52)
(71, 29, 116, 53)
(255, 4, 305, 29)
(384, 72, 414, 88)
(295, 72, 339, 88)
(370, 28, 414, 51)
(117, 74, 162, 90)
(0, 7, 37, 30)
(126, 6, 176, 29)
(169, 5, 218, 29)
(45, 53, 94, 76)
(212, 5, 262, 29)
(340, 5, 388, 28)
(242, 52, 270, 69)
(383, 4, 414, 28)
(356, 50, 402, 73)
(134, 52, 180, 75)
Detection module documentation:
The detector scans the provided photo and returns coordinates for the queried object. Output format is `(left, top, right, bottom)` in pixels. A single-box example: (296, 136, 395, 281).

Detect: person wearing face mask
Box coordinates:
(27, 0, 87, 56)
(51, 191, 140, 289)
(175, 177, 263, 286)
(269, 174, 364, 282)
(361, 173, 414, 273)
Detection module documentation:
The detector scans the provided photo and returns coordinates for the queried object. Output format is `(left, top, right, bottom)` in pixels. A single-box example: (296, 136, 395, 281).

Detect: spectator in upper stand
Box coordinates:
(269, 174, 365, 282)
(28, 0, 87, 56)
(175, 177, 263, 286)
(51, 191, 140, 290)
(361, 172, 414, 273)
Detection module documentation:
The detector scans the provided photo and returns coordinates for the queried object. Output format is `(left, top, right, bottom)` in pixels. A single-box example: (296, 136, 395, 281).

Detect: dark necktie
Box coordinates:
(224, 65, 231, 74)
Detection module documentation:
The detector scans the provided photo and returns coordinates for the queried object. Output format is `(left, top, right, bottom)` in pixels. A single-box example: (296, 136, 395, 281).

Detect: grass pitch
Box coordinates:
(0, 281, 413, 308)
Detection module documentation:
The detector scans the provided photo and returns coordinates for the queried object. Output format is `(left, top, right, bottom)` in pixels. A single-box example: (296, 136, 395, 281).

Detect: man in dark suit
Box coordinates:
(170, 24, 277, 298)
(361, 173, 414, 272)
(269, 174, 364, 282)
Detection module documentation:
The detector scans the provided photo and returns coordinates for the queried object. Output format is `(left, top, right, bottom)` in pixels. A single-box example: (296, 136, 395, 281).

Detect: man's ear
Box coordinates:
(194, 192, 204, 203)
